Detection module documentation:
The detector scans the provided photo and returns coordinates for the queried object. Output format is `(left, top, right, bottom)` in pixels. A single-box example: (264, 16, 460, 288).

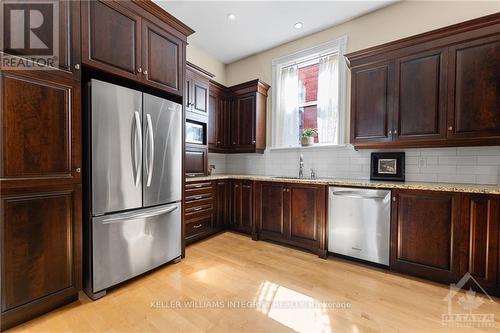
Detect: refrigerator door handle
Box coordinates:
(100, 205, 178, 224)
(133, 111, 143, 187)
(145, 113, 154, 187)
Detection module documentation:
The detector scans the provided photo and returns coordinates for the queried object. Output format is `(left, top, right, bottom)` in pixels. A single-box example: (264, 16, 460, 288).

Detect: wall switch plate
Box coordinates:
(418, 157, 426, 169)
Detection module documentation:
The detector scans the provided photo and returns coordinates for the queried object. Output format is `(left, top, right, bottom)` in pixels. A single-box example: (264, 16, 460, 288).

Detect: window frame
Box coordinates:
(271, 36, 348, 149)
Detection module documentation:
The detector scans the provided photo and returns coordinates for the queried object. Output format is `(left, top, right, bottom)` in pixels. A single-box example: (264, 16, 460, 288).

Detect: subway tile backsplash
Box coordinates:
(209, 145, 500, 185)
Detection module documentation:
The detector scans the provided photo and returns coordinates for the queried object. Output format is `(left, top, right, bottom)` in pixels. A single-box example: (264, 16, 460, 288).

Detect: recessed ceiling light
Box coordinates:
(227, 13, 236, 21)
(294, 22, 303, 29)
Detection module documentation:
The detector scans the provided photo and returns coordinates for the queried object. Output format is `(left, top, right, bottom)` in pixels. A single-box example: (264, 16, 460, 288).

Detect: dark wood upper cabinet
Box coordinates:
(391, 190, 464, 284)
(350, 62, 394, 144)
(82, 0, 141, 80)
(347, 13, 500, 149)
(233, 93, 257, 150)
(394, 49, 448, 142)
(141, 20, 182, 95)
(255, 182, 326, 256)
(462, 194, 499, 294)
(448, 35, 500, 139)
(207, 79, 269, 154)
(82, 0, 192, 96)
(185, 64, 212, 120)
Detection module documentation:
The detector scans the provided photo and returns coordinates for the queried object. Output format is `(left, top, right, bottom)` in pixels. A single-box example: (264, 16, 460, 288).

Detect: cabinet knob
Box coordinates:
(137, 67, 142, 73)
(232, 141, 236, 145)
(388, 130, 392, 135)
(74, 64, 80, 70)
(76, 167, 81, 173)
(144, 70, 148, 75)
(283, 188, 286, 192)
(448, 126, 453, 131)
(193, 223, 203, 229)
(394, 130, 398, 135)
(217, 141, 221, 145)
(392, 197, 396, 202)
(252, 140, 256, 144)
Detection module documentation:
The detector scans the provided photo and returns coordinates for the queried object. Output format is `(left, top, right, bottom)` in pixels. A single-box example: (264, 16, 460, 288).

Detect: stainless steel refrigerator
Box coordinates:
(85, 79, 182, 299)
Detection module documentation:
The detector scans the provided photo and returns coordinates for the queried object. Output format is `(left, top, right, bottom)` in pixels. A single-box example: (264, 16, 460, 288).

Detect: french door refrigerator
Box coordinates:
(85, 79, 182, 299)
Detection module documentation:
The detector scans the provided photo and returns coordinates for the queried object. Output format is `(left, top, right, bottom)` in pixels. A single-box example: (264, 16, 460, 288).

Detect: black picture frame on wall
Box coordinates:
(370, 152, 405, 181)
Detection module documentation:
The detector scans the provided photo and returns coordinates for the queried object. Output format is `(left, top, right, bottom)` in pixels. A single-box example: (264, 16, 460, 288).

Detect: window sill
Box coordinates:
(267, 144, 348, 152)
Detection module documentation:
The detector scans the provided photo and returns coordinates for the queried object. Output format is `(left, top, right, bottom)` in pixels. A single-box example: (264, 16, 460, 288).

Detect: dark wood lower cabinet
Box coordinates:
(390, 190, 464, 284)
(231, 181, 253, 235)
(0, 184, 82, 330)
(391, 190, 500, 295)
(255, 182, 326, 257)
(214, 181, 230, 230)
(462, 194, 499, 294)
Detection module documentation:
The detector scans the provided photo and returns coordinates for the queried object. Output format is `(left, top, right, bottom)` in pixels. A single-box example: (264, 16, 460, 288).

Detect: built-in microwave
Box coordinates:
(186, 121, 205, 145)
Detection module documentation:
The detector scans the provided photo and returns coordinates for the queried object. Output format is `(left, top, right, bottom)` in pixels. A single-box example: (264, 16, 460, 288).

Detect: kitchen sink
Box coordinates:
(272, 176, 314, 180)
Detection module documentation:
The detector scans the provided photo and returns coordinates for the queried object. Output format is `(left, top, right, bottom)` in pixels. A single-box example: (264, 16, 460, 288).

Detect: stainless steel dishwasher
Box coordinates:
(328, 187, 391, 266)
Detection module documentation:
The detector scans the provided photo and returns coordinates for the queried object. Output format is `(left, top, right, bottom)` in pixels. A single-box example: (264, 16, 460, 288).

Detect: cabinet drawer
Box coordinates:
(186, 181, 212, 190)
(185, 197, 213, 210)
(186, 192, 212, 202)
(185, 203, 213, 216)
(186, 214, 213, 238)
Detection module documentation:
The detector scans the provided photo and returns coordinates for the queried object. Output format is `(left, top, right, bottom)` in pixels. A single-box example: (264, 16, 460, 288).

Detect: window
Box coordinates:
(271, 37, 347, 148)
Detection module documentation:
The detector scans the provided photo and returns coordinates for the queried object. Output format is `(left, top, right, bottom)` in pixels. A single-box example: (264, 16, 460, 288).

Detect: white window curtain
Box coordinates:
(317, 54, 339, 144)
(275, 65, 299, 147)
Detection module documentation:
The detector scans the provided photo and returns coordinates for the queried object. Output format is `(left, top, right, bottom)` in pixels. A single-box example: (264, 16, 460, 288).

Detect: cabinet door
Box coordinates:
(215, 181, 229, 229)
(142, 20, 182, 96)
(231, 182, 241, 229)
(350, 61, 394, 145)
(192, 79, 209, 116)
(185, 145, 207, 177)
(234, 93, 256, 151)
(221, 97, 234, 149)
(462, 194, 499, 293)
(391, 190, 463, 284)
(257, 183, 286, 239)
(82, 0, 141, 81)
(208, 91, 218, 150)
(394, 49, 448, 142)
(288, 185, 324, 248)
(448, 35, 500, 139)
(0, 71, 81, 187)
(240, 182, 253, 234)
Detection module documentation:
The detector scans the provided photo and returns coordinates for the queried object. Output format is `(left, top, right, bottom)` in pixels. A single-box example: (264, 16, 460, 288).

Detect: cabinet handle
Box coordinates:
(392, 197, 396, 202)
(74, 64, 80, 70)
(217, 182, 225, 185)
(192, 207, 203, 211)
(394, 130, 398, 135)
(193, 195, 203, 200)
(232, 141, 236, 145)
(388, 130, 392, 135)
(137, 67, 142, 73)
(234, 185, 239, 188)
(283, 188, 286, 192)
(242, 185, 251, 189)
(76, 167, 81, 173)
(194, 184, 203, 188)
(144, 70, 148, 75)
(448, 126, 453, 131)
(193, 223, 203, 229)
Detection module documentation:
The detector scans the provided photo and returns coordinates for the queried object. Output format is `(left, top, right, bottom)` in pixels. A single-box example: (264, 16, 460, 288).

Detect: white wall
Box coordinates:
(186, 43, 227, 85)
(207, 1, 500, 185)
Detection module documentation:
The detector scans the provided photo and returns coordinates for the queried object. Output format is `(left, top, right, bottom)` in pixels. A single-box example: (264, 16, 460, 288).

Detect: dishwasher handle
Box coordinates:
(331, 190, 390, 200)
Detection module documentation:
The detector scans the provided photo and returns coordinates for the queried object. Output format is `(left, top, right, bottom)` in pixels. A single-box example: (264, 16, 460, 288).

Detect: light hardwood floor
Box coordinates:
(7, 232, 500, 332)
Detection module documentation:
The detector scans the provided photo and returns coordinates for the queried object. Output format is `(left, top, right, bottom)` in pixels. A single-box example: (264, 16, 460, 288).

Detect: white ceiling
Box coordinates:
(155, 1, 397, 64)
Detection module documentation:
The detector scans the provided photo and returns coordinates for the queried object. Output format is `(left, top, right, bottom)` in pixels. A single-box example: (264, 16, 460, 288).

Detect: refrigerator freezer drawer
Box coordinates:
(92, 203, 181, 293)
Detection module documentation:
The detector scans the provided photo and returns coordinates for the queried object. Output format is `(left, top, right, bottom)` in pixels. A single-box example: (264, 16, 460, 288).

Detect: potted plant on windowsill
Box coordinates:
(301, 128, 317, 146)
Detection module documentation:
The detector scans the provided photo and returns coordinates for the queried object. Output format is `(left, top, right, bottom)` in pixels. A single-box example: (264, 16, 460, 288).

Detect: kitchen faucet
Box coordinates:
(299, 153, 304, 178)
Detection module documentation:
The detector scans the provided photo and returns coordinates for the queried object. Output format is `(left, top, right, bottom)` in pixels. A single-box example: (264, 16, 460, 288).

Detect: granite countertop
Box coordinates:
(186, 174, 500, 195)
